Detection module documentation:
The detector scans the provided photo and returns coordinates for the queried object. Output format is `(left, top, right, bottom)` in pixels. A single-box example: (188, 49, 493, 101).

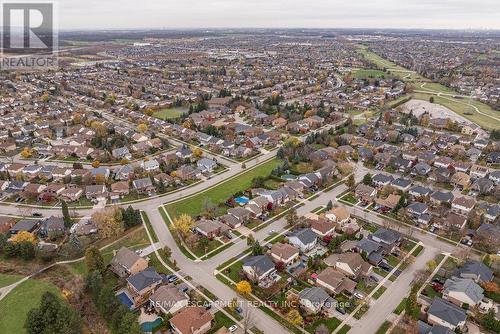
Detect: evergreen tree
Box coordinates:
(61, 200, 72, 228)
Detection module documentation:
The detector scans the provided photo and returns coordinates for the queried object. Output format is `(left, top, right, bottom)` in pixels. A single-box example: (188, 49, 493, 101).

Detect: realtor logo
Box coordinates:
(1, 1, 58, 69)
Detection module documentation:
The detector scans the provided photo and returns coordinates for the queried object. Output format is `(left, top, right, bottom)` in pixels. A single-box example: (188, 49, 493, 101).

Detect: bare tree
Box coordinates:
(242, 306, 255, 334)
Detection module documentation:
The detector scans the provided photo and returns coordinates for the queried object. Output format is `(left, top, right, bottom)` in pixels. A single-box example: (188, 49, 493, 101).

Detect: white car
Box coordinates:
(353, 292, 364, 299)
(228, 325, 238, 332)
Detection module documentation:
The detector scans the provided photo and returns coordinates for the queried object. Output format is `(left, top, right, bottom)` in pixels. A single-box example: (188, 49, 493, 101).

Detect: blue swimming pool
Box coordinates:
(141, 318, 162, 333)
(117, 291, 134, 310)
(234, 196, 249, 204)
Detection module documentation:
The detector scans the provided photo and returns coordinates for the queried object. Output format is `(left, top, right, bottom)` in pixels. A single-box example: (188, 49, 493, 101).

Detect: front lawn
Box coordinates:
(208, 311, 236, 334)
(305, 317, 342, 333)
(0, 278, 62, 333)
(165, 158, 282, 218)
(0, 273, 22, 288)
(341, 192, 358, 204)
(393, 298, 407, 315)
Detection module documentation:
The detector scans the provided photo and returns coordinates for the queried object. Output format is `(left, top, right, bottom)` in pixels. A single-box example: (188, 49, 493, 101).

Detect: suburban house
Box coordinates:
(288, 228, 318, 253)
(169, 307, 213, 334)
(85, 184, 108, 201)
(299, 287, 333, 314)
(442, 277, 484, 307)
(315, 267, 357, 296)
(126, 267, 163, 307)
(324, 252, 372, 279)
(38, 217, 65, 238)
(110, 247, 149, 278)
(453, 261, 494, 283)
(149, 286, 189, 315)
(451, 196, 475, 216)
(427, 298, 467, 331)
(242, 255, 276, 282)
(132, 177, 155, 195)
(354, 184, 377, 203)
(196, 158, 217, 173)
(309, 219, 336, 237)
(325, 206, 350, 225)
(269, 243, 300, 265)
(194, 219, 229, 239)
(369, 228, 402, 252)
(9, 219, 40, 234)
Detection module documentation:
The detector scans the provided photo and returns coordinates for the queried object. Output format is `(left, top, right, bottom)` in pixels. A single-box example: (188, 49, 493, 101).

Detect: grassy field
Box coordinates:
(0, 273, 22, 288)
(352, 69, 388, 79)
(165, 158, 282, 218)
(0, 278, 62, 333)
(153, 107, 188, 120)
(305, 317, 342, 333)
(411, 93, 500, 130)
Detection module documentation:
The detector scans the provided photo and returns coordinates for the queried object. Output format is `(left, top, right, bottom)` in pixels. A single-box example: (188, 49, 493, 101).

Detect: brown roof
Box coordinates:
(317, 267, 356, 294)
(310, 219, 335, 235)
(270, 243, 299, 260)
(452, 196, 476, 209)
(170, 307, 213, 334)
(328, 206, 350, 221)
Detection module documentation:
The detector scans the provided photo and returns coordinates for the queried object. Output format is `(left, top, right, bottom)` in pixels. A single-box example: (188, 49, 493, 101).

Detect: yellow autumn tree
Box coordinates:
(138, 123, 148, 133)
(192, 147, 203, 158)
(20, 147, 32, 158)
(236, 280, 252, 295)
(92, 161, 100, 168)
(11, 231, 36, 244)
(92, 207, 124, 239)
(286, 309, 303, 326)
(173, 214, 194, 238)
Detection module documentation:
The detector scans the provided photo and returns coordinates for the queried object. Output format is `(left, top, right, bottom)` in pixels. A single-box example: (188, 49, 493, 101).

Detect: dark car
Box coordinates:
(336, 306, 346, 315)
(32, 212, 43, 217)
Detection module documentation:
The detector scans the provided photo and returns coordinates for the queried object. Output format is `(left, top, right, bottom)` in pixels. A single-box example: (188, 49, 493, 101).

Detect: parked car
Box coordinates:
(32, 212, 43, 217)
(235, 307, 243, 314)
(167, 275, 178, 283)
(336, 306, 346, 315)
(369, 275, 379, 282)
(353, 292, 364, 299)
(229, 325, 238, 333)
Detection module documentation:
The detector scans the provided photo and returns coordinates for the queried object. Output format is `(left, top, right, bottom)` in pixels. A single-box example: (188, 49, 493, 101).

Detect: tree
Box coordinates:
(192, 147, 203, 158)
(481, 309, 500, 333)
(236, 280, 252, 295)
(61, 200, 72, 228)
(247, 233, 255, 246)
(482, 281, 499, 293)
(25, 291, 82, 334)
(137, 123, 148, 133)
(11, 231, 36, 244)
(315, 324, 329, 334)
(286, 309, 303, 326)
(426, 259, 437, 272)
(285, 208, 299, 227)
(163, 246, 172, 259)
(20, 147, 32, 158)
(92, 207, 124, 239)
(91, 160, 100, 168)
(173, 214, 194, 238)
(252, 241, 263, 256)
(362, 173, 373, 186)
(346, 174, 355, 188)
(429, 96, 434, 103)
(18, 241, 35, 260)
(405, 292, 421, 320)
(326, 200, 333, 211)
(85, 246, 105, 273)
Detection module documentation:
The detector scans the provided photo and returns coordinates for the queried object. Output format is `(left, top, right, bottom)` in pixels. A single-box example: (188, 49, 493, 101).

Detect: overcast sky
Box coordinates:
(58, 0, 500, 30)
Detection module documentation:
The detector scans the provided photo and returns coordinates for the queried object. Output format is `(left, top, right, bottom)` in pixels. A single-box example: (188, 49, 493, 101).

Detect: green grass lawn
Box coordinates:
(305, 317, 342, 333)
(394, 298, 407, 315)
(373, 286, 387, 299)
(375, 321, 391, 334)
(0, 273, 22, 288)
(341, 192, 358, 204)
(165, 158, 282, 218)
(208, 311, 236, 333)
(352, 69, 388, 79)
(153, 107, 188, 120)
(0, 278, 62, 333)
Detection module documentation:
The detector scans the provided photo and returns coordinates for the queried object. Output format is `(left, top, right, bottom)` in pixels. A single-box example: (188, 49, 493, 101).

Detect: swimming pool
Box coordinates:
(141, 318, 162, 333)
(117, 291, 134, 310)
(234, 196, 249, 205)
(281, 174, 297, 181)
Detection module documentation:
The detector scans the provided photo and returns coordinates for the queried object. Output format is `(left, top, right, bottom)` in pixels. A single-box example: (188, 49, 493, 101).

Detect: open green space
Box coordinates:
(153, 107, 188, 120)
(0, 273, 22, 288)
(352, 69, 388, 79)
(0, 278, 62, 333)
(375, 321, 391, 334)
(165, 158, 282, 218)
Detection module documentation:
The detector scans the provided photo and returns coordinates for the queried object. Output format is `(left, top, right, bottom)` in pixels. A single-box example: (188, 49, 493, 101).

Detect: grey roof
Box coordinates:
(133, 177, 153, 189)
(428, 298, 466, 327)
(431, 191, 454, 203)
(372, 173, 393, 184)
(299, 287, 330, 304)
(455, 261, 494, 283)
(10, 219, 39, 233)
(356, 238, 381, 255)
(391, 177, 412, 188)
(407, 202, 428, 215)
(409, 185, 432, 196)
(127, 267, 162, 291)
(290, 228, 317, 245)
(243, 255, 275, 276)
(370, 228, 401, 244)
(444, 277, 483, 304)
(111, 247, 144, 271)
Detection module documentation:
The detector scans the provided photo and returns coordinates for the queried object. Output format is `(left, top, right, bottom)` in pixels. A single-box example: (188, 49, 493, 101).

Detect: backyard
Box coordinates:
(165, 158, 283, 218)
